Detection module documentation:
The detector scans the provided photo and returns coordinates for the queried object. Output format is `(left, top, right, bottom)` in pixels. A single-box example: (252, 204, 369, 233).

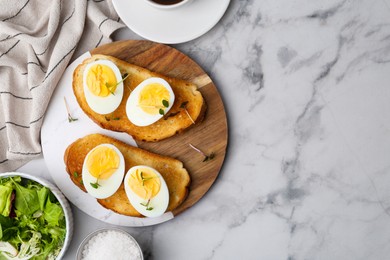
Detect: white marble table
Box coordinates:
(19, 0, 390, 259)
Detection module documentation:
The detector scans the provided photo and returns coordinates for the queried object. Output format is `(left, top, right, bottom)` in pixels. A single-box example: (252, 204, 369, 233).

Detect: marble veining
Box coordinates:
(17, 0, 390, 259)
(170, 0, 390, 259)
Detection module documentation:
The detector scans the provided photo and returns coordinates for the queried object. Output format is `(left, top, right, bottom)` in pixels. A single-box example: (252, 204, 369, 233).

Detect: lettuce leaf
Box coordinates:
(0, 215, 17, 244)
(0, 177, 20, 185)
(37, 187, 49, 211)
(0, 215, 13, 240)
(12, 180, 40, 216)
(43, 198, 64, 227)
(0, 184, 13, 217)
(0, 178, 15, 217)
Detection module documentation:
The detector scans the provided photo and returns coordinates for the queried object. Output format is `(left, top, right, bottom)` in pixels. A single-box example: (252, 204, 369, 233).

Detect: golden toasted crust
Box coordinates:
(72, 54, 206, 142)
(64, 133, 191, 217)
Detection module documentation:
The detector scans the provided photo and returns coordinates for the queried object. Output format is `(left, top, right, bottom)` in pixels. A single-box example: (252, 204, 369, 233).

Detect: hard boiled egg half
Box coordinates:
(124, 165, 169, 217)
(126, 77, 175, 126)
(82, 144, 125, 199)
(83, 60, 124, 114)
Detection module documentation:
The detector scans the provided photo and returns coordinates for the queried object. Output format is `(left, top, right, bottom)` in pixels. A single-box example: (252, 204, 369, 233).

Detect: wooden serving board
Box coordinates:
(91, 40, 228, 216)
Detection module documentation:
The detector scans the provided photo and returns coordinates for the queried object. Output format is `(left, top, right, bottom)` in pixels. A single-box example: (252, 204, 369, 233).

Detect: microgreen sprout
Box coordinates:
(180, 101, 195, 124)
(140, 199, 153, 211)
(140, 171, 158, 186)
(90, 179, 100, 189)
(203, 152, 216, 162)
(64, 97, 78, 123)
(106, 84, 116, 96)
(90, 167, 118, 188)
(189, 143, 215, 162)
(138, 99, 169, 115)
(68, 115, 78, 123)
(158, 99, 169, 115)
(105, 73, 129, 96)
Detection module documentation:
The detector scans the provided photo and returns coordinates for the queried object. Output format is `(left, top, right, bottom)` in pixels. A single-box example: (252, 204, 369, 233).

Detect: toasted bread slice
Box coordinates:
(64, 133, 191, 217)
(72, 54, 206, 142)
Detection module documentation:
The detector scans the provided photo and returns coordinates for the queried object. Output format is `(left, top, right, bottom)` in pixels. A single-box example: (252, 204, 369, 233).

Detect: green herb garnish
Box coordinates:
(64, 97, 78, 123)
(90, 179, 100, 189)
(203, 152, 216, 162)
(158, 99, 169, 115)
(179, 101, 195, 124)
(105, 73, 130, 96)
(73, 172, 79, 178)
(159, 108, 165, 115)
(140, 172, 158, 186)
(140, 199, 153, 211)
(68, 116, 78, 123)
(189, 143, 215, 162)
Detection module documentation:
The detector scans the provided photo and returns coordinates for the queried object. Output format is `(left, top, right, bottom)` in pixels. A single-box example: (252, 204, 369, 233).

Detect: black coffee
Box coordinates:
(150, 0, 183, 5)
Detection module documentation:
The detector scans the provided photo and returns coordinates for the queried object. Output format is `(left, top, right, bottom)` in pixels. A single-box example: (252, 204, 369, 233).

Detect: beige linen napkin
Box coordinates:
(0, 0, 124, 172)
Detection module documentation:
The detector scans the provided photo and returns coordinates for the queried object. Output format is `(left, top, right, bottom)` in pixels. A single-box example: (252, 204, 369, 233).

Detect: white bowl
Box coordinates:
(76, 228, 143, 260)
(0, 172, 73, 260)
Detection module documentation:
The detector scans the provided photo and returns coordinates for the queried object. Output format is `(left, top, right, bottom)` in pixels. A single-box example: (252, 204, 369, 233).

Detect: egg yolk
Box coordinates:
(138, 83, 170, 114)
(128, 168, 161, 199)
(86, 64, 117, 97)
(86, 146, 120, 179)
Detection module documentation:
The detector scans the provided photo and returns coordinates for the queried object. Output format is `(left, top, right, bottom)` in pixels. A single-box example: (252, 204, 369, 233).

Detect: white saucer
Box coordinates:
(112, 0, 230, 44)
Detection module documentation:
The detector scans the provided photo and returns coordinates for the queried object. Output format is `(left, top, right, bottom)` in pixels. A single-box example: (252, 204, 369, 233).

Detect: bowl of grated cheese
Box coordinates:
(76, 228, 143, 260)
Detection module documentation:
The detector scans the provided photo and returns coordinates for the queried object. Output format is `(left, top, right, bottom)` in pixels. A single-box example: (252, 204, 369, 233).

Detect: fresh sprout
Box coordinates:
(90, 179, 100, 189)
(105, 73, 129, 96)
(64, 97, 78, 123)
(180, 101, 195, 124)
(140, 199, 153, 211)
(189, 144, 215, 162)
(140, 171, 158, 186)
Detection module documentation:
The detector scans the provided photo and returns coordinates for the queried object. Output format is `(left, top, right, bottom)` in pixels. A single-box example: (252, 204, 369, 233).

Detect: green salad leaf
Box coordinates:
(36, 187, 49, 211)
(0, 177, 66, 260)
(0, 177, 17, 218)
(0, 184, 13, 217)
(0, 215, 14, 240)
(12, 179, 40, 216)
(43, 198, 63, 227)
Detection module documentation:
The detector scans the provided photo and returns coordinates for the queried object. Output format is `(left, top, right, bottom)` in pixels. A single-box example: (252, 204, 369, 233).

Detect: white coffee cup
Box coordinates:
(144, 0, 192, 10)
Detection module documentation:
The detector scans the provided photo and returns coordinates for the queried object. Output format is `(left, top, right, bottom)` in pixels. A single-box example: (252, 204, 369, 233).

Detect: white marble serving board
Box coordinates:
(41, 52, 174, 226)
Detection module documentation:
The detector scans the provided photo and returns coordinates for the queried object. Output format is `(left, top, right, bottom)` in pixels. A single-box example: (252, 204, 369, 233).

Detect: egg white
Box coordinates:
(83, 60, 124, 115)
(124, 165, 169, 217)
(82, 144, 125, 199)
(126, 77, 175, 127)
